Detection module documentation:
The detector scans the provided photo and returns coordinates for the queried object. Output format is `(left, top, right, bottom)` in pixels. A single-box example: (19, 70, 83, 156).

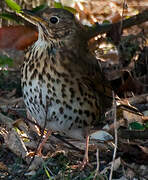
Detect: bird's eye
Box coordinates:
(49, 16, 59, 24)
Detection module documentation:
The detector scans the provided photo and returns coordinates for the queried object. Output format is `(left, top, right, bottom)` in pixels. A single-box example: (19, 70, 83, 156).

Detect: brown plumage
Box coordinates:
(20, 8, 132, 168)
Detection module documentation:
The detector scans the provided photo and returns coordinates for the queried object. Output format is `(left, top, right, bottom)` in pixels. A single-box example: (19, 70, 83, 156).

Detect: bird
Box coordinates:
(20, 7, 139, 168)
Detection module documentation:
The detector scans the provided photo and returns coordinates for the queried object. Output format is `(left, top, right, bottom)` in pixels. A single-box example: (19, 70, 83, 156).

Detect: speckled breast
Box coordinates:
(21, 45, 99, 139)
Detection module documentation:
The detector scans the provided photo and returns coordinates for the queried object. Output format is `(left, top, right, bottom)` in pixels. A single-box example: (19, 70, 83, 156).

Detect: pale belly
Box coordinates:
(22, 75, 99, 140)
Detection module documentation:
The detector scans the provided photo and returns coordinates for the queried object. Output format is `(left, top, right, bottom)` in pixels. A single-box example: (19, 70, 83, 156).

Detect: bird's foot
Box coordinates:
(71, 157, 92, 170)
(36, 130, 52, 157)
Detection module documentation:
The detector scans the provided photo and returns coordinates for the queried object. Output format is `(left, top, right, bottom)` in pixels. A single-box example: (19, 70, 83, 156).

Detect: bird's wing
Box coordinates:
(60, 48, 113, 111)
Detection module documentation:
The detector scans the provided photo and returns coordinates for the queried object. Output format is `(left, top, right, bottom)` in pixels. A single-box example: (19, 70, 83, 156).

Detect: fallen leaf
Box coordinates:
(0, 26, 38, 50)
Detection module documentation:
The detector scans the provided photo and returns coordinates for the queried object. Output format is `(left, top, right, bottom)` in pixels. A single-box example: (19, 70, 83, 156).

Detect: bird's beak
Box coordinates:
(19, 9, 48, 26)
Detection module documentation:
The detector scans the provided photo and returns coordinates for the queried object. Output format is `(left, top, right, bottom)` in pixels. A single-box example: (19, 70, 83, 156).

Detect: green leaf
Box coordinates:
(129, 122, 145, 130)
(0, 13, 20, 23)
(54, 2, 77, 14)
(144, 122, 148, 129)
(5, 0, 22, 13)
(32, 3, 48, 13)
(43, 163, 52, 180)
(102, 20, 111, 24)
(0, 56, 13, 67)
(54, 2, 63, 8)
(63, 6, 77, 14)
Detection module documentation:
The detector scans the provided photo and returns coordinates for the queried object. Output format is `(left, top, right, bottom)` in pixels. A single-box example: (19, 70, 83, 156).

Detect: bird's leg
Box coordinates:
(37, 130, 52, 156)
(81, 135, 89, 168)
(71, 135, 90, 169)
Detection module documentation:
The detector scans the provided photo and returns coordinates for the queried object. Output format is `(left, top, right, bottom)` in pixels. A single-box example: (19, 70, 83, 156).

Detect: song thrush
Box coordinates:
(20, 8, 137, 167)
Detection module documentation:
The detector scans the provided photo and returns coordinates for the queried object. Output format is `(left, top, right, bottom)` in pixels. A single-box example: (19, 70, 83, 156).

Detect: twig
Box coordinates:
(93, 148, 100, 180)
(118, 129, 148, 139)
(126, 93, 148, 105)
(119, 0, 126, 35)
(109, 91, 118, 180)
(86, 9, 148, 40)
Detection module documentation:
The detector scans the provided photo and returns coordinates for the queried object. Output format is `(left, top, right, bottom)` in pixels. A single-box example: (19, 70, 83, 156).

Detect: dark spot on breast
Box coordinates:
(75, 116, 79, 123)
(66, 104, 72, 110)
(62, 93, 66, 98)
(84, 97, 87, 101)
(22, 81, 27, 87)
(64, 114, 67, 118)
(84, 110, 90, 117)
(39, 73, 43, 81)
(56, 78, 61, 84)
(48, 89, 52, 94)
(73, 109, 77, 113)
(61, 72, 69, 78)
(60, 121, 63, 124)
(29, 81, 32, 86)
(29, 97, 33, 103)
(42, 66, 46, 75)
(69, 87, 75, 98)
(40, 51, 44, 60)
(83, 120, 88, 127)
(47, 83, 51, 88)
(62, 84, 66, 88)
(36, 62, 40, 68)
(30, 68, 38, 80)
(51, 77, 55, 83)
(33, 87, 37, 92)
(78, 125, 82, 128)
(78, 109, 83, 115)
(70, 81, 74, 85)
(63, 101, 66, 105)
(77, 97, 80, 101)
(30, 88, 32, 93)
(50, 97, 54, 102)
(26, 101, 29, 106)
(52, 111, 56, 115)
(51, 87, 55, 91)
(39, 91, 42, 99)
(59, 107, 64, 114)
(40, 98, 43, 105)
(23, 94, 26, 99)
(78, 83, 84, 96)
(53, 92, 56, 97)
(70, 99, 73, 103)
(64, 78, 69, 82)
(47, 73, 51, 80)
(29, 63, 34, 72)
(56, 99, 61, 104)
(87, 100, 93, 106)
(61, 84, 66, 93)
(24, 66, 27, 79)
(51, 56, 56, 64)
(68, 123, 73, 130)
(91, 112, 96, 120)
(69, 116, 72, 120)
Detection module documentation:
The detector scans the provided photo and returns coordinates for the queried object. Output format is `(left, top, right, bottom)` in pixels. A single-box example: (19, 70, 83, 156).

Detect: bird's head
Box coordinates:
(20, 8, 85, 48)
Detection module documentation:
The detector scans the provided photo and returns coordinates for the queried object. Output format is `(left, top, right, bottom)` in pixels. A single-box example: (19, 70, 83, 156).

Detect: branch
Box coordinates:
(86, 9, 148, 39)
(119, 129, 148, 139)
